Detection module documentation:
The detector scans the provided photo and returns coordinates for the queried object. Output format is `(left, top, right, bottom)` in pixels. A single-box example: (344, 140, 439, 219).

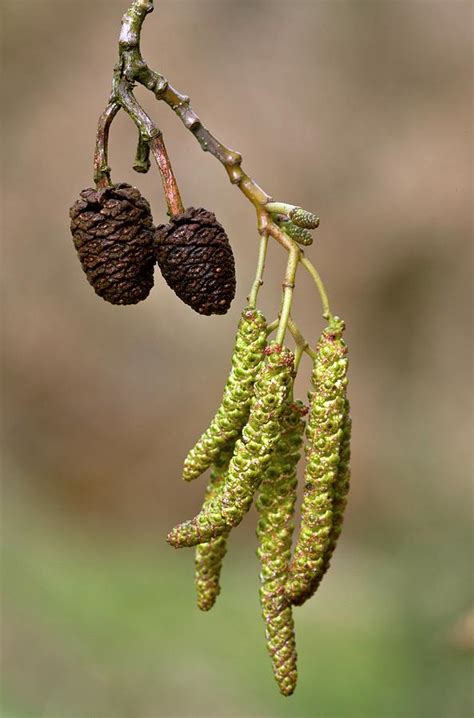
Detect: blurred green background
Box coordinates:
(1, 1, 472, 716)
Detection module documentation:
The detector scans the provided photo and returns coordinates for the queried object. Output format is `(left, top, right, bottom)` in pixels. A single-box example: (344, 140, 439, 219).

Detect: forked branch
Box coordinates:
(94, 0, 334, 343)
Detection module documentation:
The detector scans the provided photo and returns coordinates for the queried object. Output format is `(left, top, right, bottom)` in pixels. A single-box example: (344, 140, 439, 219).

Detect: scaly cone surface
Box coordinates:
(70, 183, 155, 305)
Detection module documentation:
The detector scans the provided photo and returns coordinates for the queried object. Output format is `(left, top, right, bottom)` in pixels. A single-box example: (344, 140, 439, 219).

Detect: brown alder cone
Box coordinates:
(154, 207, 236, 315)
(70, 183, 155, 305)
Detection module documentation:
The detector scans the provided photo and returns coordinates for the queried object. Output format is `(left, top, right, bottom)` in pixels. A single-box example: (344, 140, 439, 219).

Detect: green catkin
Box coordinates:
(257, 399, 307, 697)
(195, 446, 233, 611)
(280, 221, 314, 247)
(182, 307, 267, 482)
(285, 318, 349, 606)
(309, 400, 351, 595)
(289, 206, 320, 230)
(167, 343, 295, 548)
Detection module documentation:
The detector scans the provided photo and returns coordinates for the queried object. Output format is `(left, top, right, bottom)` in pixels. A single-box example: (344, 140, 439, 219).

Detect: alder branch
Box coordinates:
(94, 0, 332, 339)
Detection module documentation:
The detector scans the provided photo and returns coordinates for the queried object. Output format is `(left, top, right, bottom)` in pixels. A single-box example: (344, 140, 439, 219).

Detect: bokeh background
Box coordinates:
(1, 1, 472, 716)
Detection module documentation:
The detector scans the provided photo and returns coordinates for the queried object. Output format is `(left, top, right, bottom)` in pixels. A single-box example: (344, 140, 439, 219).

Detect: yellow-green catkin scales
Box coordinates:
(257, 400, 307, 696)
(285, 318, 349, 606)
(310, 400, 351, 593)
(195, 447, 233, 611)
(182, 308, 267, 481)
(167, 343, 295, 548)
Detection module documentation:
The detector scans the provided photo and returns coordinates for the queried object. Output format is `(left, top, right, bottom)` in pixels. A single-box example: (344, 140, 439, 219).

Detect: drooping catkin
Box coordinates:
(309, 399, 351, 595)
(167, 343, 295, 548)
(182, 308, 267, 482)
(257, 400, 307, 697)
(285, 318, 349, 606)
(195, 446, 234, 611)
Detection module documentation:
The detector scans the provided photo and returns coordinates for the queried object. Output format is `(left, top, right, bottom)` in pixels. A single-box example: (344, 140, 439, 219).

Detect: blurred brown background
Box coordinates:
(1, 1, 472, 717)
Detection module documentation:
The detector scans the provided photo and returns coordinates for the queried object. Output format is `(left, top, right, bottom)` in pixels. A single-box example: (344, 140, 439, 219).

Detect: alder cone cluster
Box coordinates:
(70, 183, 155, 305)
(154, 207, 236, 315)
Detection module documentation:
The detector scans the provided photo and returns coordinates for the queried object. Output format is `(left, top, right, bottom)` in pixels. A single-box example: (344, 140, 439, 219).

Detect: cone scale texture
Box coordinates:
(154, 207, 236, 315)
(70, 183, 155, 305)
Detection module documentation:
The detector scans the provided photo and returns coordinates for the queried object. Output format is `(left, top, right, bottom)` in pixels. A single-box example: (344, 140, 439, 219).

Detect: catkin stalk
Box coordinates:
(182, 307, 267, 481)
(257, 400, 306, 696)
(168, 343, 295, 548)
(285, 318, 349, 606)
(195, 446, 233, 611)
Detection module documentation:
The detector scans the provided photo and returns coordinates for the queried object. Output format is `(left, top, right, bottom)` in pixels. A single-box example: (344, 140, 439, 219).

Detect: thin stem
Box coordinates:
(115, 0, 272, 217)
(94, 101, 120, 188)
(266, 220, 298, 253)
(275, 245, 300, 346)
(288, 317, 307, 373)
(294, 342, 305, 374)
(265, 201, 295, 218)
(97, 0, 338, 333)
(133, 133, 151, 174)
(150, 135, 184, 216)
(247, 233, 269, 309)
(266, 319, 279, 336)
(300, 256, 333, 321)
(117, 80, 184, 216)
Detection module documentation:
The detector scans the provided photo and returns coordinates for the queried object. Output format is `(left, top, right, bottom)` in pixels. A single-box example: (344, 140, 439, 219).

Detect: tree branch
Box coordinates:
(93, 0, 332, 324)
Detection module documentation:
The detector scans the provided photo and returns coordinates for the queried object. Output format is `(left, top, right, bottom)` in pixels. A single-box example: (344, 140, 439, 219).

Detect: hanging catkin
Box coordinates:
(194, 446, 234, 611)
(285, 318, 349, 606)
(167, 343, 295, 548)
(182, 308, 267, 482)
(309, 400, 351, 594)
(256, 400, 307, 696)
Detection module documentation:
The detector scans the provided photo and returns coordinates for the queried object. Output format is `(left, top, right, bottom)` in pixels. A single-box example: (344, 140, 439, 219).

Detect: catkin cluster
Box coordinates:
(167, 341, 294, 548)
(70, 1, 352, 697)
(168, 310, 351, 697)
